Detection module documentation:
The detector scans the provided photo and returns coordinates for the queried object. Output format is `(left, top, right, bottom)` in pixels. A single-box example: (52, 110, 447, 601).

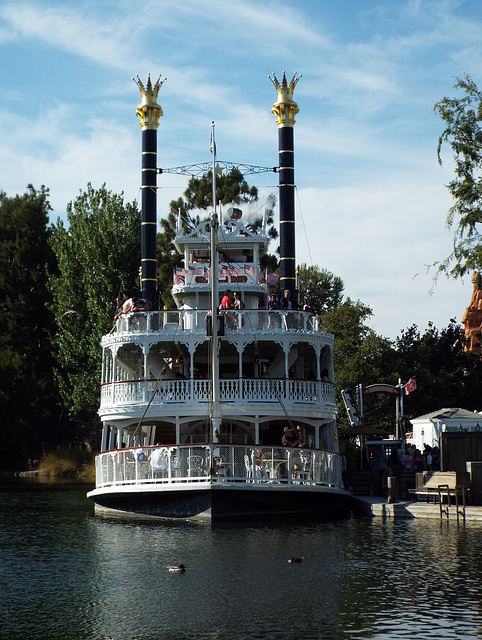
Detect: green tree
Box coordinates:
(394, 321, 482, 420)
(320, 299, 397, 431)
(434, 74, 482, 277)
(0, 186, 59, 468)
(298, 263, 344, 312)
(48, 184, 141, 433)
(183, 167, 258, 211)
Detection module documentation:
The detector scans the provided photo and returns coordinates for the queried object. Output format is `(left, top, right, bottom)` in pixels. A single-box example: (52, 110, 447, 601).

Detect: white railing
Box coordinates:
(115, 309, 319, 335)
(100, 378, 336, 408)
(94, 444, 344, 491)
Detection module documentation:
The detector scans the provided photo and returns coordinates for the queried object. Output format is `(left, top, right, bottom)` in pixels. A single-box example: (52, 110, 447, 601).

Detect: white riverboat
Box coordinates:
(87, 72, 352, 522)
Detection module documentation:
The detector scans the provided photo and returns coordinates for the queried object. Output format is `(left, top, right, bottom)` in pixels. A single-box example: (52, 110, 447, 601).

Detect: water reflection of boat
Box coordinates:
(87, 73, 351, 522)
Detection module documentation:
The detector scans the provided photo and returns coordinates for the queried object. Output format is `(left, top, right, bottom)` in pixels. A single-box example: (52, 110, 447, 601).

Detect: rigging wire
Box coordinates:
(263, 366, 297, 432)
(206, 326, 216, 441)
(295, 186, 313, 267)
(129, 366, 167, 446)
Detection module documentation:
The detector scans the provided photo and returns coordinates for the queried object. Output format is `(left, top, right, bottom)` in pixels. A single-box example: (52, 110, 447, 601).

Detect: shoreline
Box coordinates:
(0, 471, 95, 486)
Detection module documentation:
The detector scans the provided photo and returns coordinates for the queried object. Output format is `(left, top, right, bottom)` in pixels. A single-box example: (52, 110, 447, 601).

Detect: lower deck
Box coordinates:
(88, 443, 349, 522)
(92, 443, 343, 489)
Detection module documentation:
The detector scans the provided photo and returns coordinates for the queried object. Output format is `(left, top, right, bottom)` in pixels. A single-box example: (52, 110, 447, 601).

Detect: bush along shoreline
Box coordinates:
(18, 445, 96, 479)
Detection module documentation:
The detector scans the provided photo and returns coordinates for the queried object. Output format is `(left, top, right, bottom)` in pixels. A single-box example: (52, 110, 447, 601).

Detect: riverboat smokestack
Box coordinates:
(134, 74, 166, 310)
(269, 71, 301, 297)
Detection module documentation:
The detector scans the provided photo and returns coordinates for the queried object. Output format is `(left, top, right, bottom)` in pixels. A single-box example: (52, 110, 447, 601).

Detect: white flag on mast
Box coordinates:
(209, 121, 216, 158)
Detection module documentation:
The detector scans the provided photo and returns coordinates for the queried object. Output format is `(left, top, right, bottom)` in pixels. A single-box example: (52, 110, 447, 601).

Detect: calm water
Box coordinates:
(1, 482, 482, 640)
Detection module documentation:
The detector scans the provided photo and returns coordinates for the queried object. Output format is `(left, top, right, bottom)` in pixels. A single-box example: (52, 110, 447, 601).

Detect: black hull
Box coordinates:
(89, 485, 353, 523)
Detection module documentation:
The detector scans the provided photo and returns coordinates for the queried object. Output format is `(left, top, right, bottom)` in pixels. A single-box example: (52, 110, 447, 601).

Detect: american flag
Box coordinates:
(190, 267, 204, 276)
(173, 273, 185, 285)
(266, 271, 280, 284)
(404, 377, 417, 395)
(245, 266, 255, 277)
(228, 266, 239, 276)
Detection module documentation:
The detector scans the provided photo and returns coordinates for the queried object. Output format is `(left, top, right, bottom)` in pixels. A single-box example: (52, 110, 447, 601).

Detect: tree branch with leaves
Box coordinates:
(434, 74, 482, 277)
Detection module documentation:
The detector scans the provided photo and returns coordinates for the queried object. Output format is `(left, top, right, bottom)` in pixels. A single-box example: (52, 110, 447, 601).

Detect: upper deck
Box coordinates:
(101, 308, 336, 415)
(98, 212, 337, 444)
(109, 308, 325, 340)
(170, 211, 271, 309)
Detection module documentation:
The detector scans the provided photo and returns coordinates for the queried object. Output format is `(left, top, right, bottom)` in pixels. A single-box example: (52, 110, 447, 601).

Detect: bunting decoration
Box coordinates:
(173, 264, 265, 284)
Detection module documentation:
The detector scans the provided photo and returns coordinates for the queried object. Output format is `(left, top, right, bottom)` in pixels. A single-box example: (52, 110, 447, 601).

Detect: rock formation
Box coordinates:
(462, 271, 482, 352)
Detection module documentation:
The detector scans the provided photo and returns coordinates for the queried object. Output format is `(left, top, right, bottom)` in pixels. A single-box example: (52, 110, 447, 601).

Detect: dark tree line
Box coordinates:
(48, 184, 141, 435)
(0, 186, 58, 468)
(331, 312, 482, 433)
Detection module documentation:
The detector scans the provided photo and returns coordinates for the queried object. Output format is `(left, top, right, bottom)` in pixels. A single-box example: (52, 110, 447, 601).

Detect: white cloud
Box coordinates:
(0, 2, 144, 69)
(295, 166, 469, 338)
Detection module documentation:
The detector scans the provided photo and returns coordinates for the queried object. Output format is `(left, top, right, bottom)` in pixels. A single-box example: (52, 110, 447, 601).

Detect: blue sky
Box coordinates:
(1, 0, 482, 340)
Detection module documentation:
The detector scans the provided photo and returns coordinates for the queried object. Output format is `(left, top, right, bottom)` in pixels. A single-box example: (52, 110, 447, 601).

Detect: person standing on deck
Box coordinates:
(282, 426, 300, 447)
(221, 290, 237, 329)
(372, 445, 387, 496)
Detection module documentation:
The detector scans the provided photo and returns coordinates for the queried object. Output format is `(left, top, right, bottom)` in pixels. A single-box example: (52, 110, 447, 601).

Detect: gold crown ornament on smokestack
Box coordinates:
(269, 71, 301, 127)
(134, 74, 166, 130)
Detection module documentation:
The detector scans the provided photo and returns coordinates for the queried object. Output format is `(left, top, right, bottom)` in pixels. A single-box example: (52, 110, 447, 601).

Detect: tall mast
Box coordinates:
(134, 74, 166, 310)
(269, 71, 301, 299)
(210, 122, 221, 444)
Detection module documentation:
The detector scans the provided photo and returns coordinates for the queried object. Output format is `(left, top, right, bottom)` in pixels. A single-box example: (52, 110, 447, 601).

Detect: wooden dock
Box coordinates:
(353, 495, 482, 523)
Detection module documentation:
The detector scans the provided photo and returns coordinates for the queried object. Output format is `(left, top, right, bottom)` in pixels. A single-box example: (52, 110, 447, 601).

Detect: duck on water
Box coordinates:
(168, 565, 186, 573)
